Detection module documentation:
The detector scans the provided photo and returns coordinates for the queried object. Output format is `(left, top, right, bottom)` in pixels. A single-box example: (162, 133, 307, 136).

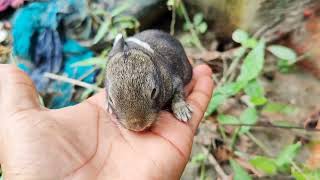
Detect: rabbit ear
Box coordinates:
(112, 34, 125, 53)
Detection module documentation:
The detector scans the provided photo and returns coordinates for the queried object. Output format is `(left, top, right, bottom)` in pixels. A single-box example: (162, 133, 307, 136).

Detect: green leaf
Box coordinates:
(244, 79, 264, 99)
(234, 46, 247, 58)
(242, 38, 258, 48)
(179, 34, 193, 47)
(277, 59, 295, 73)
(183, 22, 193, 31)
(71, 57, 106, 67)
(191, 153, 207, 164)
(230, 159, 252, 180)
(262, 102, 297, 115)
(250, 156, 277, 175)
(275, 142, 302, 169)
(268, 45, 297, 63)
(114, 16, 136, 22)
(197, 22, 208, 34)
(193, 13, 204, 25)
(292, 170, 306, 180)
(117, 21, 135, 29)
(205, 93, 228, 116)
(93, 21, 111, 44)
(176, 2, 184, 17)
(244, 79, 267, 106)
(218, 114, 239, 125)
(250, 96, 268, 106)
(105, 27, 121, 41)
(110, 3, 130, 17)
(217, 81, 247, 95)
(239, 107, 258, 134)
(292, 168, 320, 180)
(167, 0, 175, 7)
(232, 29, 249, 44)
(237, 40, 265, 82)
(206, 81, 247, 116)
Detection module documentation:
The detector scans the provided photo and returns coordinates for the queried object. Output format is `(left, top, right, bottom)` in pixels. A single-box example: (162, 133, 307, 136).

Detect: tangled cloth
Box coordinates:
(12, 0, 96, 108)
(0, 0, 24, 11)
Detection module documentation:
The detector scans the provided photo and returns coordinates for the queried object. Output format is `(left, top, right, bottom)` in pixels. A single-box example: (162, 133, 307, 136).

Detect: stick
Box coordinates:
(44, 73, 103, 92)
(219, 123, 320, 132)
(201, 147, 230, 180)
(216, 47, 247, 89)
(246, 132, 272, 156)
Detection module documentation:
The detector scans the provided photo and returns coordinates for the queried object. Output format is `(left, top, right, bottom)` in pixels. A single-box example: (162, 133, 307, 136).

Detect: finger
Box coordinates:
(185, 64, 213, 96)
(187, 72, 214, 133)
(0, 65, 41, 115)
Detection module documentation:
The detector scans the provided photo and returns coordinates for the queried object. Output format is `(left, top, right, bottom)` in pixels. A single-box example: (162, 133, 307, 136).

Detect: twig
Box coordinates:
(253, 17, 282, 39)
(201, 147, 230, 180)
(235, 158, 264, 177)
(222, 56, 228, 78)
(169, 1, 176, 35)
(212, 74, 219, 85)
(78, 67, 98, 81)
(230, 127, 240, 150)
(220, 123, 320, 132)
(44, 73, 103, 92)
(246, 132, 272, 156)
(216, 47, 247, 89)
(296, 52, 312, 63)
(218, 126, 228, 141)
(38, 95, 45, 107)
(290, 159, 310, 180)
(290, 160, 304, 174)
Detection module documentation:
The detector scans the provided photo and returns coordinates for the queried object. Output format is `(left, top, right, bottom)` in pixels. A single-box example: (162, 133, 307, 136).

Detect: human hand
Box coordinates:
(0, 64, 213, 180)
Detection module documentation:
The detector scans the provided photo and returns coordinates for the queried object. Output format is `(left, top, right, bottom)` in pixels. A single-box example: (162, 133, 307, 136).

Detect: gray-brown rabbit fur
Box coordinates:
(105, 29, 193, 131)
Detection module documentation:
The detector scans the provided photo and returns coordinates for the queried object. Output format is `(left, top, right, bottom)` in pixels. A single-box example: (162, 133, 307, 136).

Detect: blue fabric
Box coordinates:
(17, 63, 32, 74)
(31, 28, 63, 91)
(13, 0, 96, 108)
(49, 39, 95, 108)
(12, 2, 49, 59)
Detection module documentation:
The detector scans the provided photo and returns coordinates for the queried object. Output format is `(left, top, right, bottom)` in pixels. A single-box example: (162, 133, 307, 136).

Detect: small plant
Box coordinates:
(191, 153, 208, 180)
(206, 29, 304, 179)
(206, 29, 298, 115)
(249, 142, 302, 177)
(167, 0, 206, 50)
(230, 159, 252, 180)
(180, 12, 207, 49)
(90, 2, 140, 45)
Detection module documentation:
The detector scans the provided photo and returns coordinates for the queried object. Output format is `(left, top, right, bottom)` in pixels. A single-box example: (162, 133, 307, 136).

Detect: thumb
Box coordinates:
(0, 64, 41, 117)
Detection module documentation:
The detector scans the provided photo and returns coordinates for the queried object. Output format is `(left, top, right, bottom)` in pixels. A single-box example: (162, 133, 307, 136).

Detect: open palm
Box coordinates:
(0, 64, 213, 180)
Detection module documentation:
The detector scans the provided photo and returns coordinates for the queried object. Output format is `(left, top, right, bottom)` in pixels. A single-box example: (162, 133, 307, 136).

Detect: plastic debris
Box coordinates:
(12, 0, 96, 108)
(11, 0, 162, 108)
